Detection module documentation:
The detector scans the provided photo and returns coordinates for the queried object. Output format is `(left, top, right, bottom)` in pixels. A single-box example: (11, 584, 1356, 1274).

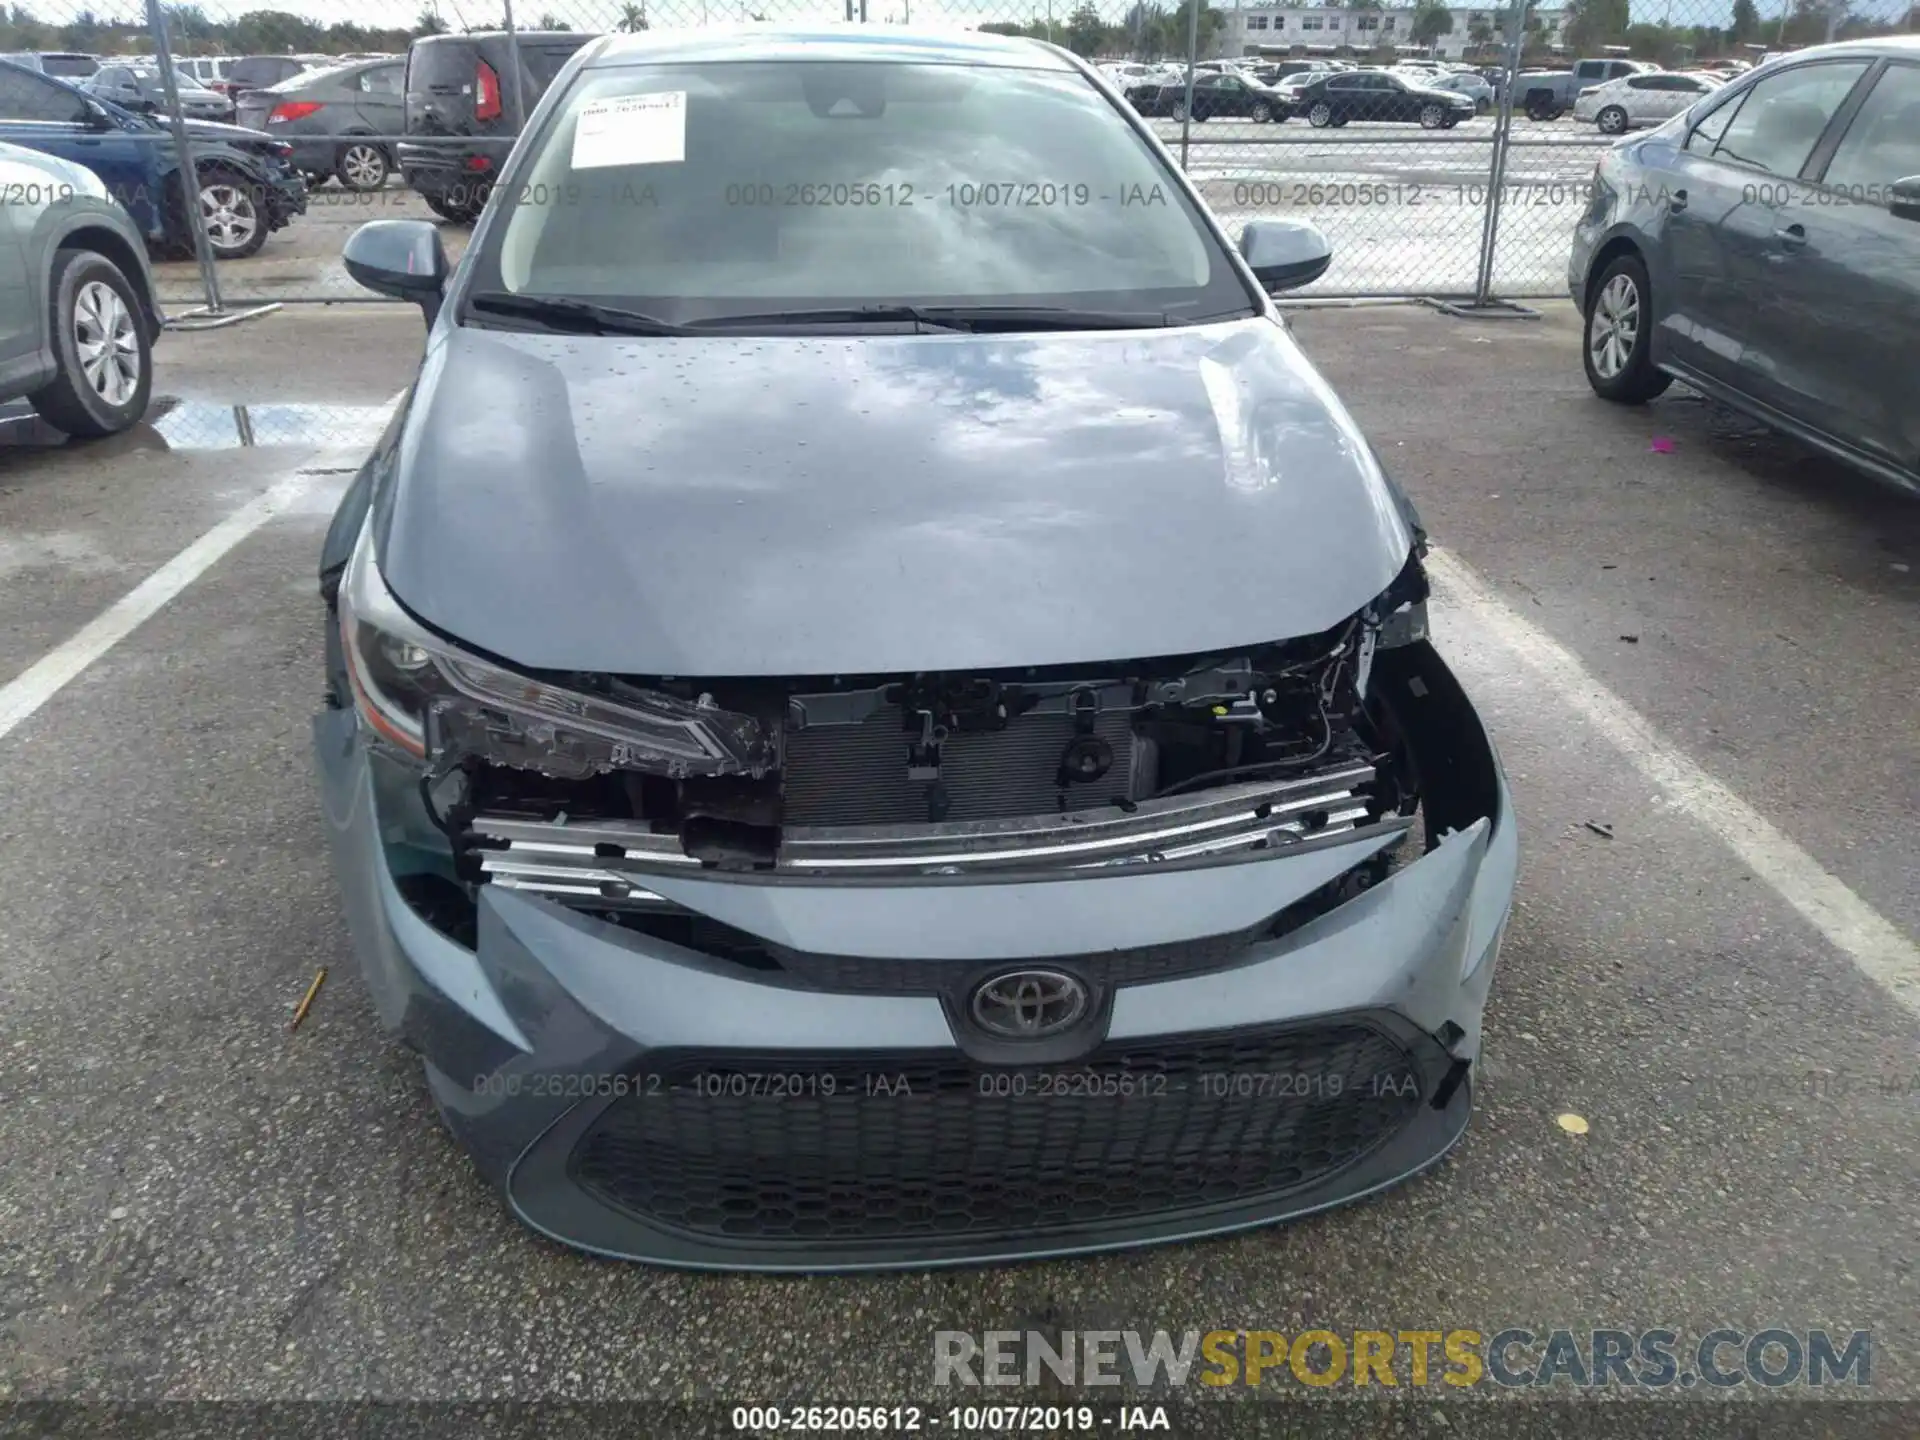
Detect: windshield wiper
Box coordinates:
(466, 291, 692, 336)
(686, 304, 1176, 334)
(684, 304, 970, 333)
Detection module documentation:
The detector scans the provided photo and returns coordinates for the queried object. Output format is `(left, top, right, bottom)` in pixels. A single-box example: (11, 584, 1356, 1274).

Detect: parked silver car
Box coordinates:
(1571, 36, 1920, 494)
(0, 141, 161, 437)
(319, 27, 1516, 1271)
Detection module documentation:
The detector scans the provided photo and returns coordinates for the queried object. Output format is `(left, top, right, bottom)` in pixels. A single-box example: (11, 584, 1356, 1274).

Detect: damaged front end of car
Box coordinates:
(318, 517, 1514, 1269)
(336, 522, 1470, 906)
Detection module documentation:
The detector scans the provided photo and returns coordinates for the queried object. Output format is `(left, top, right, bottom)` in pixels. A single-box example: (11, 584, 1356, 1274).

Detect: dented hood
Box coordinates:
(378, 317, 1414, 677)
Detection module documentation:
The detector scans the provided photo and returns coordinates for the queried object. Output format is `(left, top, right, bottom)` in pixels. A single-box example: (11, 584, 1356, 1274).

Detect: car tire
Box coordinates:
(336, 140, 390, 192)
(1597, 105, 1629, 135)
(26, 248, 153, 440)
(1419, 102, 1445, 128)
(1169, 98, 1189, 121)
(1582, 253, 1671, 405)
(1308, 101, 1333, 127)
(171, 163, 268, 259)
(424, 183, 489, 224)
(1251, 101, 1272, 123)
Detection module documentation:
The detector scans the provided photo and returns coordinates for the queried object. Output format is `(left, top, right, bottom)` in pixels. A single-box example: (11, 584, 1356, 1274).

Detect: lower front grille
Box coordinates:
(568, 1023, 1423, 1245)
(780, 708, 1140, 826)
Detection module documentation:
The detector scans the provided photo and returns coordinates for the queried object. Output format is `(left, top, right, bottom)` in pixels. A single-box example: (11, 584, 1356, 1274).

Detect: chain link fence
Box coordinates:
(2, 0, 1913, 316)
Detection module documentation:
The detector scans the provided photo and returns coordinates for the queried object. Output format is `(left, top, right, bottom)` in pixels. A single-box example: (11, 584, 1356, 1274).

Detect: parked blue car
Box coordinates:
(0, 58, 307, 259)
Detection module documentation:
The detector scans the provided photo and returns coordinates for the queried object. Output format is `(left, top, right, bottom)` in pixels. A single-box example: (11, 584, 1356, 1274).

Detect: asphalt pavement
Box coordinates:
(1, 302, 1916, 1435)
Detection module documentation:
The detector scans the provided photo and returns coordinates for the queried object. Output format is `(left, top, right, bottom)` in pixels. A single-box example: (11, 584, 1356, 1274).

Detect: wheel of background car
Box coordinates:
(1169, 98, 1188, 121)
(1583, 252, 1671, 405)
(191, 165, 267, 259)
(337, 140, 389, 192)
(1251, 100, 1271, 122)
(1308, 101, 1332, 127)
(1419, 102, 1444, 128)
(1597, 105, 1628, 135)
(425, 181, 490, 225)
(26, 248, 153, 440)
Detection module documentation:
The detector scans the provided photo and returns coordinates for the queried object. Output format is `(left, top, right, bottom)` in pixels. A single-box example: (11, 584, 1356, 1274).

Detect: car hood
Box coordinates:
(378, 317, 1416, 678)
(176, 116, 271, 142)
(112, 106, 266, 144)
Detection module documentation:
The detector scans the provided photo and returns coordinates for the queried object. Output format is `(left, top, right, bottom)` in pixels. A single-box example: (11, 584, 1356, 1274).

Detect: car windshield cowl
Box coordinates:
(465, 295, 1240, 336)
(687, 304, 1191, 334)
(466, 290, 694, 336)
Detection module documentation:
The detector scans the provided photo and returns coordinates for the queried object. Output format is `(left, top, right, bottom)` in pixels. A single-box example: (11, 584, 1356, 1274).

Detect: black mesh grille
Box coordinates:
(568, 1023, 1423, 1245)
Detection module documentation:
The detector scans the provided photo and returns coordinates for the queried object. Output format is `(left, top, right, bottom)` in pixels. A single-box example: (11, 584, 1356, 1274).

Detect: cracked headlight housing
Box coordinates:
(337, 527, 774, 779)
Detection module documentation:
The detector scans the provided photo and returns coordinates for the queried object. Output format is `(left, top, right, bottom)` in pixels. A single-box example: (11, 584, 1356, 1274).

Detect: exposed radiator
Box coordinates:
(780, 707, 1140, 826)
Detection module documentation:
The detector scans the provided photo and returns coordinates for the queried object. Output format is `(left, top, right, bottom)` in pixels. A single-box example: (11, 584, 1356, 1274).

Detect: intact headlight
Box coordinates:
(337, 527, 774, 779)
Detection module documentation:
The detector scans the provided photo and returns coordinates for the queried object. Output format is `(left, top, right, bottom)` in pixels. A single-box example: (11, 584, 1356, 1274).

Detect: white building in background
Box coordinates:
(1220, 3, 1570, 60)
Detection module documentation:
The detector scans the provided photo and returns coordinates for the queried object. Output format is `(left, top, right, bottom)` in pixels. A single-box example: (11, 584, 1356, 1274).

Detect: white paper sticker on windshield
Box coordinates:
(571, 91, 686, 169)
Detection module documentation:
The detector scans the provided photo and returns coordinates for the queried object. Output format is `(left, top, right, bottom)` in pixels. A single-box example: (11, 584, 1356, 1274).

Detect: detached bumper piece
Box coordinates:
(510, 1014, 1466, 1269)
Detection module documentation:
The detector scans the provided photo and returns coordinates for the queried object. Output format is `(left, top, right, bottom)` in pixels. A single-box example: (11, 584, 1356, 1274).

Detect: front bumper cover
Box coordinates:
(314, 641, 1517, 1271)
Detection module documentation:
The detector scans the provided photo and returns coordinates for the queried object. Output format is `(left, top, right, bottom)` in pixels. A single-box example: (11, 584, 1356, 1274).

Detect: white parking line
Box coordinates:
(0, 395, 401, 744)
(1428, 544, 1920, 1020)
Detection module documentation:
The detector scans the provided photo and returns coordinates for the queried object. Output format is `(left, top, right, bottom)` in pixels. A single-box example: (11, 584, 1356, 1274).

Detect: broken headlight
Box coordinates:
(337, 528, 774, 779)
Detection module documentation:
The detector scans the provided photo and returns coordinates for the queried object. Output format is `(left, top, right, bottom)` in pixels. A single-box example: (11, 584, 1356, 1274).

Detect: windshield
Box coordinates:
(129, 64, 211, 91)
(470, 59, 1255, 328)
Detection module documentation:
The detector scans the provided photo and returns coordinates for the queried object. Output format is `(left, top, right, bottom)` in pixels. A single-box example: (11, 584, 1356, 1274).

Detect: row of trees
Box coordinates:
(1564, 0, 1915, 62)
(2, 0, 1912, 64)
(0, 3, 660, 57)
(995, 0, 1915, 65)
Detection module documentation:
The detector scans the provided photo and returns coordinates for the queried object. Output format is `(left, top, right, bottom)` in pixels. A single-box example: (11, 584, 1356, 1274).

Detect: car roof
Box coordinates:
(1760, 34, 1920, 62)
(581, 25, 1081, 71)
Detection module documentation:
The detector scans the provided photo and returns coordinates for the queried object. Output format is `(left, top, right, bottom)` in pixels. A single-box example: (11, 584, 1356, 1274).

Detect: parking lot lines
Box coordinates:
(0, 391, 401, 744)
(1430, 544, 1920, 1021)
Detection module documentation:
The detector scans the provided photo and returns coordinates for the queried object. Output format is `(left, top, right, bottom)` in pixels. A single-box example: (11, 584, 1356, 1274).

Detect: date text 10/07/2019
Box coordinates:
(730, 1405, 1172, 1432)
(471, 1067, 1419, 1102)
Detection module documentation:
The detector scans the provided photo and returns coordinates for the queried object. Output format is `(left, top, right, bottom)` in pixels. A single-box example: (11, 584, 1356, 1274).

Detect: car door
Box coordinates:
(90, 65, 142, 111)
(1616, 75, 1659, 125)
(1368, 74, 1409, 122)
(1688, 60, 1876, 404)
(1217, 75, 1254, 118)
(352, 62, 404, 142)
(1200, 74, 1236, 119)
(0, 67, 163, 236)
(1324, 72, 1363, 121)
(1735, 58, 1920, 472)
(0, 147, 41, 388)
(1647, 64, 1851, 384)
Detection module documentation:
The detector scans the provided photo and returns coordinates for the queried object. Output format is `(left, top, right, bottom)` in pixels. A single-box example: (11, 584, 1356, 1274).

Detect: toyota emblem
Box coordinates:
(969, 969, 1090, 1040)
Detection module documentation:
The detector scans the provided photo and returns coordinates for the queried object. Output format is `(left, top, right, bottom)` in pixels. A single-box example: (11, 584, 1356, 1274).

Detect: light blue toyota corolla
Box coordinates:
(316, 25, 1517, 1270)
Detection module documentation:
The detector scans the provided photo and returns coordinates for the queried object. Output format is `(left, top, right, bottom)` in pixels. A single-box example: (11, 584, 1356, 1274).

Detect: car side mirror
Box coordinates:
(343, 219, 449, 325)
(83, 100, 113, 129)
(1891, 176, 1920, 223)
(1238, 218, 1333, 292)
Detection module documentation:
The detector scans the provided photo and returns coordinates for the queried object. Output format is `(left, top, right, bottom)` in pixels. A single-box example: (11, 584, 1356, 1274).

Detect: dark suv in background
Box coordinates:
(399, 31, 595, 222)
